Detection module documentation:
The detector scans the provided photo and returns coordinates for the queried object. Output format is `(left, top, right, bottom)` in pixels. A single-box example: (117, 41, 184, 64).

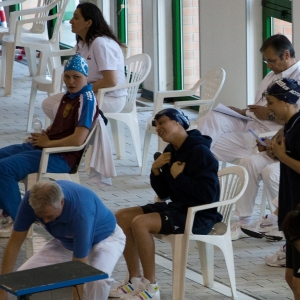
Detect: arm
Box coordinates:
(29, 126, 90, 148)
(72, 256, 88, 300)
(89, 38, 121, 93)
(91, 70, 118, 93)
(227, 106, 248, 116)
(150, 152, 173, 199)
(0, 231, 28, 300)
(248, 105, 285, 124)
(272, 135, 300, 174)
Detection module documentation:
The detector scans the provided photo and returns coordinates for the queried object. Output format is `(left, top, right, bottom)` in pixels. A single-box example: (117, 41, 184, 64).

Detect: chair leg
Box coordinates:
(171, 236, 188, 300)
(218, 240, 237, 299)
(110, 119, 125, 159)
(0, 45, 6, 88)
(127, 118, 142, 167)
(24, 47, 37, 76)
(141, 130, 152, 175)
(260, 184, 267, 218)
(196, 241, 214, 288)
(27, 86, 38, 132)
(3, 41, 15, 96)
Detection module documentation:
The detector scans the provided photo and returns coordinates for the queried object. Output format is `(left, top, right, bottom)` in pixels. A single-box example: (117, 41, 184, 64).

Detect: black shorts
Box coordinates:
(141, 202, 214, 235)
(286, 243, 300, 278)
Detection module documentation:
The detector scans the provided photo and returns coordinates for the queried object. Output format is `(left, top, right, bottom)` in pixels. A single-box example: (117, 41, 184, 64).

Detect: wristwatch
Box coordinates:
(268, 112, 275, 121)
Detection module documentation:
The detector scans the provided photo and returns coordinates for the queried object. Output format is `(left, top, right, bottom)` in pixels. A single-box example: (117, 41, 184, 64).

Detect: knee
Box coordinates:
(239, 155, 257, 171)
(261, 165, 279, 185)
(115, 208, 143, 232)
(115, 208, 130, 229)
(131, 215, 146, 230)
(41, 97, 52, 114)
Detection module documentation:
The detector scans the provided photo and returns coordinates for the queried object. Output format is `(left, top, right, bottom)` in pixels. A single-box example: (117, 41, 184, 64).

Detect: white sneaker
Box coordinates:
(121, 278, 160, 300)
(0, 217, 13, 238)
(265, 245, 286, 267)
(109, 277, 142, 298)
(231, 222, 250, 241)
(241, 215, 280, 240)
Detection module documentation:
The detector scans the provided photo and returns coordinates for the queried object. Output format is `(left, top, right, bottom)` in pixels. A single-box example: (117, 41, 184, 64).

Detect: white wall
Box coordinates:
(199, 0, 262, 108)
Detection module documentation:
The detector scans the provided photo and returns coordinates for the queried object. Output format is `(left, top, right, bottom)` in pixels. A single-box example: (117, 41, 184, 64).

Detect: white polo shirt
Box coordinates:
(76, 37, 127, 98)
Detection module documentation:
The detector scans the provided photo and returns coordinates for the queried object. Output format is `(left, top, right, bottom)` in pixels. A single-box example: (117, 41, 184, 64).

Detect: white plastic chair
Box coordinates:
(0, 0, 27, 40)
(141, 68, 226, 175)
(0, 0, 70, 96)
(20, 125, 96, 191)
(154, 165, 248, 300)
(26, 47, 76, 132)
(97, 53, 151, 167)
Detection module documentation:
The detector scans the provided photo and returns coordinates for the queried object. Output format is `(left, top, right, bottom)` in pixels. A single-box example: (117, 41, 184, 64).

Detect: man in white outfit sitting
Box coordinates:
(197, 34, 300, 240)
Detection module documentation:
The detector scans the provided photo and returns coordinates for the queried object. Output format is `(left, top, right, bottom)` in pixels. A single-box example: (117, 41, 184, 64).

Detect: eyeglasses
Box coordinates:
(263, 58, 277, 66)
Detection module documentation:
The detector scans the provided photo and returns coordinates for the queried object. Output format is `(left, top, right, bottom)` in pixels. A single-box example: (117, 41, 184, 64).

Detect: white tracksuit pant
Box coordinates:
(197, 111, 271, 162)
(18, 225, 125, 300)
(235, 152, 280, 217)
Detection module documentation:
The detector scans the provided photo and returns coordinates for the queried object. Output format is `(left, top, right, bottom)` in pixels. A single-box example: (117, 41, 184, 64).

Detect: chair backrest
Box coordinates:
(21, 0, 69, 43)
(192, 68, 226, 101)
(121, 53, 152, 113)
(49, 0, 70, 44)
(217, 165, 249, 225)
(193, 67, 226, 118)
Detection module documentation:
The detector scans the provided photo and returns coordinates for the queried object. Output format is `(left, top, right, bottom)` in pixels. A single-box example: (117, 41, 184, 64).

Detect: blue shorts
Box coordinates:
(141, 202, 214, 235)
(286, 243, 300, 278)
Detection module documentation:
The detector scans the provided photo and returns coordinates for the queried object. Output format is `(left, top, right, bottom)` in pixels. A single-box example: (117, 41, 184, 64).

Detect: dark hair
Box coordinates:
(75, 2, 123, 48)
(260, 34, 295, 59)
(282, 203, 300, 244)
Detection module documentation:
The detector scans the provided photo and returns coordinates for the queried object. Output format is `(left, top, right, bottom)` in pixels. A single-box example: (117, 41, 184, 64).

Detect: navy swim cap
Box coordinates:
(152, 108, 190, 130)
(265, 78, 300, 104)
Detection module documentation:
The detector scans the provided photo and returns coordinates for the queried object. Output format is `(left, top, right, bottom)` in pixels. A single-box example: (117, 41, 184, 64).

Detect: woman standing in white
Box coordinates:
(42, 2, 127, 120)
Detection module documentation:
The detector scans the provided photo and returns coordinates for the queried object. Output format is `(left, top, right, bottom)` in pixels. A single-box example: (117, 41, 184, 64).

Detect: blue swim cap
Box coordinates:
(64, 54, 88, 77)
(152, 108, 190, 130)
(266, 78, 300, 104)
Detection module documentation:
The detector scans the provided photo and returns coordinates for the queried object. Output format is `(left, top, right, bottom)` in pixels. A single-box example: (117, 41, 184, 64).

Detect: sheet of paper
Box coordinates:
(213, 103, 254, 121)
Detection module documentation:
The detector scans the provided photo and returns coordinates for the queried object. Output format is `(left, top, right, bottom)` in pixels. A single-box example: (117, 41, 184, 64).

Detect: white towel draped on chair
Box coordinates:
(85, 116, 117, 186)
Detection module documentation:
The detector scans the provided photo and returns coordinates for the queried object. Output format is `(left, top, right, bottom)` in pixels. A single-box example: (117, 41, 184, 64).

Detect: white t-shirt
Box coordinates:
(76, 37, 127, 98)
(246, 60, 300, 132)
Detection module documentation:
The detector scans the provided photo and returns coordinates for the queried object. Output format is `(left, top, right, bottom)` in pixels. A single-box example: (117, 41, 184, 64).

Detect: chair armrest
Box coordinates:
(97, 82, 137, 108)
(37, 48, 76, 77)
(12, 14, 57, 37)
(38, 126, 96, 176)
(183, 198, 237, 236)
(174, 99, 214, 108)
(151, 90, 197, 117)
(9, 7, 57, 33)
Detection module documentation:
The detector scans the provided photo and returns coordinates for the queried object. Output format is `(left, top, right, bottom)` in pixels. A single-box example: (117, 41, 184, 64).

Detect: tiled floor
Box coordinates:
(0, 61, 293, 300)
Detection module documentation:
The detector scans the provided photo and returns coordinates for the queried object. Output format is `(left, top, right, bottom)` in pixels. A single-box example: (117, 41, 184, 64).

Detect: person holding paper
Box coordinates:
(197, 34, 300, 163)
